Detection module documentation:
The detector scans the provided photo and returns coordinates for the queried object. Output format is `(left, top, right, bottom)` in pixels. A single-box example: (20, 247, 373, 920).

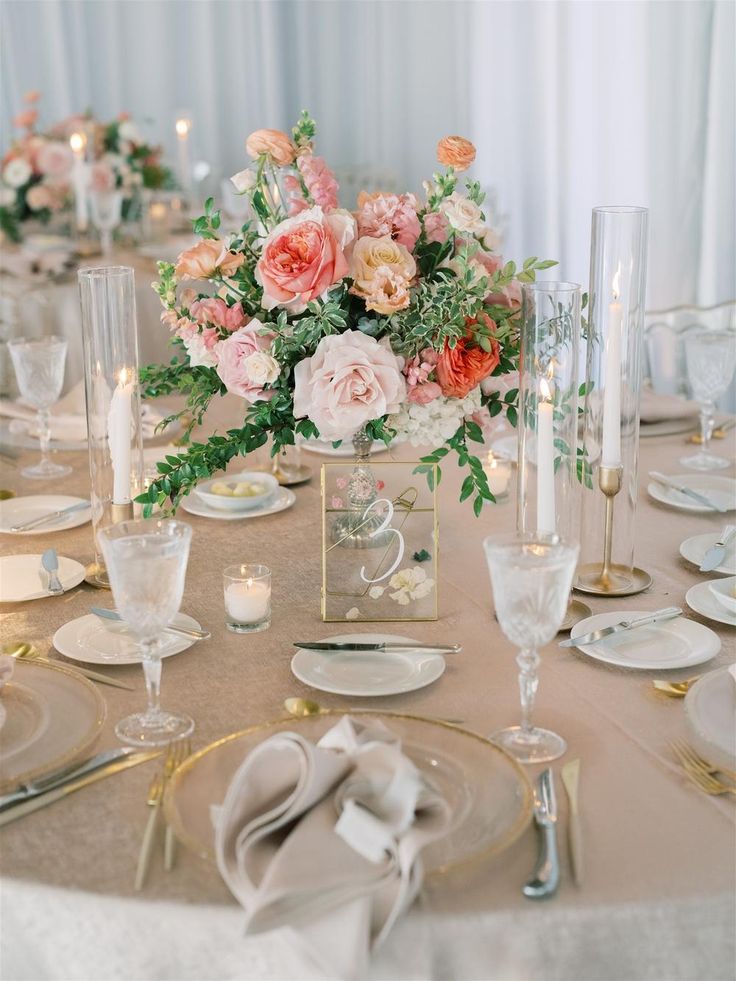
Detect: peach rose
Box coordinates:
(13, 109, 38, 131)
(245, 129, 296, 167)
(189, 297, 248, 332)
(175, 240, 245, 281)
(349, 235, 416, 314)
(256, 206, 355, 313)
(435, 318, 500, 398)
(293, 330, 406, 439)
(437, 136, 476, 172)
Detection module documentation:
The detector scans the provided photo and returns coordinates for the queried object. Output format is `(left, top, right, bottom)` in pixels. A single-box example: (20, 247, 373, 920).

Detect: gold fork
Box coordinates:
(135, 770, 165, 890)
(163, 738, 191, 872)
(670, 741, 736, 797)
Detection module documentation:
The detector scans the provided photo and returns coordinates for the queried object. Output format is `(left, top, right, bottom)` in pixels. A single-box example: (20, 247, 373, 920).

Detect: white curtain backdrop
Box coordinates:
(1, 0, 734, 309)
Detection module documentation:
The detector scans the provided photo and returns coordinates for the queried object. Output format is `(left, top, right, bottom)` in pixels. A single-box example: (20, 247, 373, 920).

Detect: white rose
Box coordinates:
(3, 158, 32, 189)
(244, 351, 280, 387)
(183, 333, 217, 369)
(0, 185, 16, 206)
(441, 192, 485, 234)
(230, 168, 257, 193)
(118, 121, 140, 143)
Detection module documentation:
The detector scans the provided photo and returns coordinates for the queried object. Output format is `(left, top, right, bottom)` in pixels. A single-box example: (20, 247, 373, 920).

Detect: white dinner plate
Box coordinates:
(53, 612, 203, 665)
(301, 439, 390, 457)
(647, 474, 736, 513)
(685, 581, 736, 627)
(180, 487, 295, 521)
(0, 496, 91, 536)
(0, 554, 86, 603)
(684, 666, 736, 771)
(569, 610, 721, 670)
(640, 418, 697, 438)
(291, 633, 446, 697)
(679, 532, 736, 575)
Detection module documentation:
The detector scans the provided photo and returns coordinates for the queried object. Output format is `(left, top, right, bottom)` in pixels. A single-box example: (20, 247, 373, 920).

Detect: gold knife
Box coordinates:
(560, 758, 583, 886)
(0, 751, 160, 827)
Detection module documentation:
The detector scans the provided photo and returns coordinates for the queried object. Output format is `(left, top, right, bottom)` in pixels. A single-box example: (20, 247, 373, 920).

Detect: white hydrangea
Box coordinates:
(388, 386, 482, 447)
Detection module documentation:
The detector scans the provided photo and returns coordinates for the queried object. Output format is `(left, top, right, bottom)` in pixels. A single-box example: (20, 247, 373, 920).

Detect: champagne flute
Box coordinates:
(681, 332, 736, 471)
(98, 518, 193, 746)
(7, 336, 72, 479)
(89, 189, 123, 256)
(483, 532, 579, 763)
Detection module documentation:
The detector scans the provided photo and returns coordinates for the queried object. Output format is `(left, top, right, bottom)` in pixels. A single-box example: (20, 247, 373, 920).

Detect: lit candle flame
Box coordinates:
(70, 132, 85, 154)
(486, 449, 497, 469)
(612, 264, 622, 301)
(175, 118, 191, 138)
(118, 367, 129, 385)
(246, 577, 253, 589)
(540, 376, 553, 401)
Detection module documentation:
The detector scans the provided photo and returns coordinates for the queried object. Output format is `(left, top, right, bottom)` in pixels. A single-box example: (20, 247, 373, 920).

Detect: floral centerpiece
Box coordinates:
(90, 112, 174, 204)
(140, 112, 555, 516)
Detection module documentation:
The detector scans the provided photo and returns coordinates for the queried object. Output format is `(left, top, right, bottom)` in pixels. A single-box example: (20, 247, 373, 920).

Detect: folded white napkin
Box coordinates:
(214, 716, 450, 979)
(640, 388, 699, 424)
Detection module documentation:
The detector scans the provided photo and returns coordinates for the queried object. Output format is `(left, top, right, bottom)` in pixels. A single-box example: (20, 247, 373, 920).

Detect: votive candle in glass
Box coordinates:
(483, 450, 511, 499)
(223, 564, 271, 633)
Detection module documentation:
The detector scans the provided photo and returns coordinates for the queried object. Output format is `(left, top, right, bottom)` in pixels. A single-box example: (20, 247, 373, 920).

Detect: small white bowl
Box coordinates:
(194, 472, 279, 512)
(708, 577, 736, 616)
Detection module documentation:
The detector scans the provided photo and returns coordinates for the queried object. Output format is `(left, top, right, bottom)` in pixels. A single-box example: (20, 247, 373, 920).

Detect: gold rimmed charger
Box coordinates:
(0, 659, 106, 792)
(164, 711, 533, 877)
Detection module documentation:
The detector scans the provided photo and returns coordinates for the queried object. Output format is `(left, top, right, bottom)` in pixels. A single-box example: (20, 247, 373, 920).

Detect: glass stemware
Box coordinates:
(89, 189, 123, 256)
(98, 518, 193, 746)
(483, 532, 579, 764)
(8, 336, 72, 480)
(680, 331, 736, 471)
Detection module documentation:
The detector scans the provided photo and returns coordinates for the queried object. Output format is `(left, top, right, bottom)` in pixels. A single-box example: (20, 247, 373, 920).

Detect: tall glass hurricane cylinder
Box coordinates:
(517, 282, 582, 543)
(575, 207, 649, 596)
(78, 267, 144, 586)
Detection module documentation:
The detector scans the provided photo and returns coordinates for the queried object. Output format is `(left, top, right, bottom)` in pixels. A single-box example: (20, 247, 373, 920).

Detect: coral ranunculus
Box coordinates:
(435, 322, 500, 399)
(245, 128, 296, 167)
(437, 136, 476, 172)
(175, 240, 245, 281)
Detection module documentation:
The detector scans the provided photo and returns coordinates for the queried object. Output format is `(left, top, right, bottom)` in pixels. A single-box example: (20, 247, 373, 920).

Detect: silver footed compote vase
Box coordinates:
(330, 425, 390, 549)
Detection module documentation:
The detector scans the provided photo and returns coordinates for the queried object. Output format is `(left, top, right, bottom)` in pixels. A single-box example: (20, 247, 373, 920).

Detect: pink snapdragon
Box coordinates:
(297, 154, 339, 211)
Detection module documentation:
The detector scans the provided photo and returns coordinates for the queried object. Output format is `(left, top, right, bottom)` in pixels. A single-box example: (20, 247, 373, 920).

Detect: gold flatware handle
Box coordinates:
(164, 824, 176, 871)
(36, 657, 134, 691)
(135, 803, 161, 891)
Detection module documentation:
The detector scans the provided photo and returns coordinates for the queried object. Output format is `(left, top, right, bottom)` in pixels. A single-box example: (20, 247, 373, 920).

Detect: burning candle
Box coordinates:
(223, 564, 272, 633)
(601, 267, 623, 468)
(483, 450, 511, 498)
(536, 375, 556, 534)
(70, 132, 88, 233)
(175, 117, 192, 193)
(107, 368, 133, 504)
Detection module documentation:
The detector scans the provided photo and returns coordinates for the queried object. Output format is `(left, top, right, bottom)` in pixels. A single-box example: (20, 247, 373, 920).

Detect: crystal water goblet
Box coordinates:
(98, 518, 193, 746)
(483, 532, 579, 764)
(89, 189, 123, 256)
(680, 331, 736, 470)
(7, 336, 72, 480)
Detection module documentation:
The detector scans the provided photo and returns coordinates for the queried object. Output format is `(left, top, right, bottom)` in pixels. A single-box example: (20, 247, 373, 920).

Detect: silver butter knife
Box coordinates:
(649, 472, 727, 513)
(700, 525, 736, 573)
(559, 606, 682, 649)
(90, 606, 211, 641)
(0, 747, 136, 812)
(41, 548, 64, 595)
(11, 500, 90, 533)
(523, 768, 560, 900)
(293, 641, 461, 654)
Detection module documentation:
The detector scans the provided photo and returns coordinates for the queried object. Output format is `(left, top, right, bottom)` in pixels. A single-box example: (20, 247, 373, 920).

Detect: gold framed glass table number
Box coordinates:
(321, 460, 439, 622)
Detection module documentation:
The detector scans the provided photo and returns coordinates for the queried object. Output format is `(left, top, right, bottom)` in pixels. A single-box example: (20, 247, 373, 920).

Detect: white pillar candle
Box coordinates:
(107, 368, 133, 504)
(225, 579, 270, 623)
(70, 132, 88, 233)
(175, 118, 192, 193)
(601, 271, 623, 468)
(536, 376, 556, 535)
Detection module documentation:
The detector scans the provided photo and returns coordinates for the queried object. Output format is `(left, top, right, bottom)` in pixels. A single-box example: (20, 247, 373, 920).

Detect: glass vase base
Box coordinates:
(115, 710, 194, 747)
(574, 563, 653, 596)
(491, 725, 567, 764)
(679, 452, 731, 471)
(21, 460, 72, 480)
(226, 618, 271, 634)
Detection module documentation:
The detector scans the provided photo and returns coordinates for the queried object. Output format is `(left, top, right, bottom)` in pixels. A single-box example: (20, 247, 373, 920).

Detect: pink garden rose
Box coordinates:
(189, 297, 248, 332)
(215, 320, 279, 402)
(175, 240, 245, 281)
(36, 142, 73, 179)
(293, 329, 406, 440)
(356, 192, 421, 252)
(256, 206, 355, 313)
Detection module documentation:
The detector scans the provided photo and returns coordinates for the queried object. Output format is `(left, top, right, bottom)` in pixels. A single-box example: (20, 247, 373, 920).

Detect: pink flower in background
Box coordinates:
(293, 329, 406, 440)
(175, 239, 245, 280)
(90, 162, 116, 192)
(25, 184, 53, 211)
(215, 319, 279, 402)
(36, 142, 73, 179)
(23, 91, 41, 103)
(190, 297, 248, 332)
(13, 109, 37, 131)
(297, 154, 339, 211)
(486, 279, 522, 311)
(356, 192, 421, 252)
(423, 211, 449, 244)
(256, 206, 355, 313)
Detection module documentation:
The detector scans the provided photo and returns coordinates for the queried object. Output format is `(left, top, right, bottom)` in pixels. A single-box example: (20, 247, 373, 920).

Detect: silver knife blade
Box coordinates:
(10, 500, 90, 532)
(293, 641, 461, 654)
(90, 606, 210, 641)
(0, 747, 136, 811)
(559, 606, 682, 648)
(0, 751, 160, 827)
(649, 472, 727, 513)
(700, 525, 736, 573)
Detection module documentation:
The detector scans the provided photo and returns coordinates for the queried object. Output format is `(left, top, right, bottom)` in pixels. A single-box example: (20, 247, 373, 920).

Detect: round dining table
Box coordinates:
(1, 397, 734, 981)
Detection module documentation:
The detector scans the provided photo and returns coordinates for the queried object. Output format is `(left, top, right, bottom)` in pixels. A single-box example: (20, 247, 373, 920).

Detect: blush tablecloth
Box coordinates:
(0, 398, 734, 981)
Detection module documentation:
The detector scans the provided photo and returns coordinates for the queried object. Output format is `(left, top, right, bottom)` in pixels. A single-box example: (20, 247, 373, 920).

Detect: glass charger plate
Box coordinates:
(165, 711, 533, 876)
(0, 659, 106, 792)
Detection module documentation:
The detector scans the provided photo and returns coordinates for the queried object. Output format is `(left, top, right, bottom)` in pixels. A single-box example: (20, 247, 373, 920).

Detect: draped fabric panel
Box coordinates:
(1, 0, 733, 308)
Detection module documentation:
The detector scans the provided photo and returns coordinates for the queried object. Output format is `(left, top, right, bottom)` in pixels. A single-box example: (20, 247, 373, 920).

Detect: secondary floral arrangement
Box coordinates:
(90, 111, 173, 199)
(140, 112, 555, 516)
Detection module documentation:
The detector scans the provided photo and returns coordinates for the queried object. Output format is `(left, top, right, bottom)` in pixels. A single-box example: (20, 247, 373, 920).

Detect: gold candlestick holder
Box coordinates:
(574, 465, 652, 596)
(85, 501, 134, 589)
